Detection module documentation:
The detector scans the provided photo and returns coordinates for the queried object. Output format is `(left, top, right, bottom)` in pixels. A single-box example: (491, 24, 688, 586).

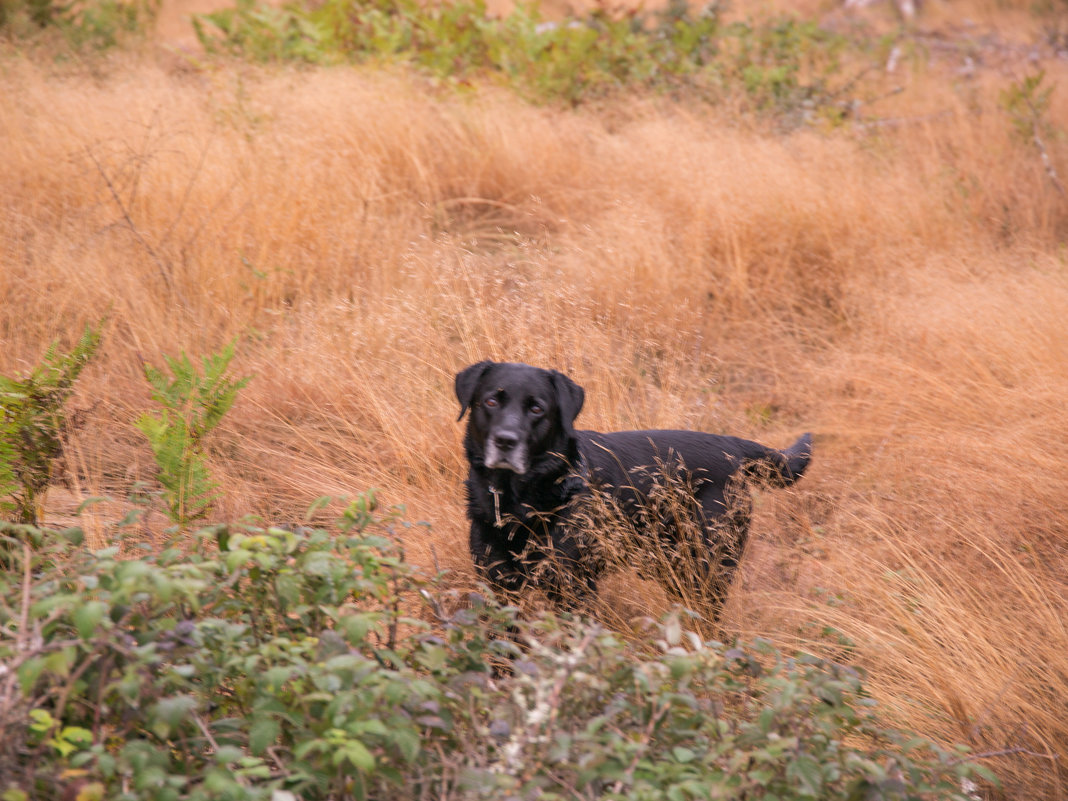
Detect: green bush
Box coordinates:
(0, 322, 102, 525)
(0, 0, 159, 49)
(135, 340, 251, 528)
(192, 0, 858, 116)
(0, 494, 994, 800)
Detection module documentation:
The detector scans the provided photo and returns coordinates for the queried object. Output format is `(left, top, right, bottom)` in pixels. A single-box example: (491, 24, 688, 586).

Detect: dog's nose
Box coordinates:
(493, 432, 519, 452)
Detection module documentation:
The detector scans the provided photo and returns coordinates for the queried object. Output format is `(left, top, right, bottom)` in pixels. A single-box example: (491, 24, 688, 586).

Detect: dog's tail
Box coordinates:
(740, 432, 813, 487)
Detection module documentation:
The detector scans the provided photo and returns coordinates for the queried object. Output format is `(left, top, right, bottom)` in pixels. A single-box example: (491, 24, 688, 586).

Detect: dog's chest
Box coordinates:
(469, 474, 566, 538)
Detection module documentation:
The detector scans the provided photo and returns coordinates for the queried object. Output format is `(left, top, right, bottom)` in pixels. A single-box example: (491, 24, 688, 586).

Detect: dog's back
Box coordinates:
(577, 430, 811, 493)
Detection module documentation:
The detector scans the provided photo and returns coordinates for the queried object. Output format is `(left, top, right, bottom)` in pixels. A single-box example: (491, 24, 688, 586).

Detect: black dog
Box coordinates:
(456, 360, 812, 614)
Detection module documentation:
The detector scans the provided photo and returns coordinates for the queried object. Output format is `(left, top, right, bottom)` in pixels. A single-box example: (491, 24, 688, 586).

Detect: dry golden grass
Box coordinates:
(2, 3, 1068, 795)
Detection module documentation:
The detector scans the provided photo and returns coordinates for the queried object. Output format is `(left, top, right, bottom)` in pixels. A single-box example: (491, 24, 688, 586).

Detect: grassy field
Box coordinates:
(2, 0, 1068, 796)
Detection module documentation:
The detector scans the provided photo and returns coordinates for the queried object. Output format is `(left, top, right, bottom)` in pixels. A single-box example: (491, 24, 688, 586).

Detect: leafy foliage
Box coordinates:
(135, 340, 251, 527)
(1, 498, 995, 800)
(720, 17, 847, 118)
(193, 0, 858, 118)
(999, 70, 1065, 195)
(1000, 70, 1057, 143)
(0, 323, 102, 524)
(0, 0, 160, 49)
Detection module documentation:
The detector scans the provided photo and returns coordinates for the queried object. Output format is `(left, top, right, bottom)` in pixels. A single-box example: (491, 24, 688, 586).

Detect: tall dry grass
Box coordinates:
(2, 7, 1068, 795)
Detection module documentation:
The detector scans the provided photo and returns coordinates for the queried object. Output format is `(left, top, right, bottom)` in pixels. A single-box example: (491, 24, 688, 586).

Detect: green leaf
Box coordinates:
(58, 725, 93, 745)
(96, 752, 116, 777)
(338, 611, 379, 645)
(43, 647, 75, 678)
(250, 716, 281, 756)
(335, 739, 375, 772)
(264, 666, 293, 690)
(214, 745, 245, 763)
(390, 727, 422, 763)
(28, 708, 55, 733)
(73, 600, 108, 640)
(74, 496, 109, 514)
(275, 572, 301, 607)
(152, 694, 198, 735)
(969, 763, 1001, 785)
(73, 782, 104, 801)
(59, 527, 85, 545)
(673, 746, 696, 763)
(225, 549, 254, 572)
(758, 707, 775, 733)
(787, 754, 824, 797)
(305, 495, 333, 519)
(293, 739, 324, 760)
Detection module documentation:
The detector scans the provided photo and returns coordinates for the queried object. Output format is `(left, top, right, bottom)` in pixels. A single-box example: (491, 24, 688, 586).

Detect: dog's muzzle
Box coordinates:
(483, 429, 528, 474)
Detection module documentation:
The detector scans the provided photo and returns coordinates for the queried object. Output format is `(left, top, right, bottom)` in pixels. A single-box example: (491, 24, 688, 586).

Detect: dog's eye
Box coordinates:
(484, 397, 499, 408)
(529, 403, 544, 416)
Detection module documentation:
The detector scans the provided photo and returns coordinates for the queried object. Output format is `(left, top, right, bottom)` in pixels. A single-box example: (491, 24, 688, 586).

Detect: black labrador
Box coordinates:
(456, 360, 812, 614)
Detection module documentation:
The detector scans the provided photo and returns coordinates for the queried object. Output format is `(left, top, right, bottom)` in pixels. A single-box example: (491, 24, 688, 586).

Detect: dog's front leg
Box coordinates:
(469, 525, 531, 600)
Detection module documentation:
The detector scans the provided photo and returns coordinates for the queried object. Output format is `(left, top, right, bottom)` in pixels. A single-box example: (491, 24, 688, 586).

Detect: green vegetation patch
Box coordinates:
(1, 498, 994, 800)
(193, 0, 860, 118)
(0, 322, 102, 525)
(135, 339, 252, 528)
(0, 0, 159, 49)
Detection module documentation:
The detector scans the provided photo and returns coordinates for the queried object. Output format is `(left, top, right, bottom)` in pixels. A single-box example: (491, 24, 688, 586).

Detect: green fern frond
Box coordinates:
(136, 339, 250, 527)
(0, 321, 104, 524)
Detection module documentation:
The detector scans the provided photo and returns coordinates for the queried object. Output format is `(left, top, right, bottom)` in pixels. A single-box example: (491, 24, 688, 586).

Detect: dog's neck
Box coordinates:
(478, 452, 587, 529)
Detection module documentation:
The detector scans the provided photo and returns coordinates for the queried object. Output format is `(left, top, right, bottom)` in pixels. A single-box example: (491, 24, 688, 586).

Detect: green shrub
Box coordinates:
(0, 495, 994, 800)
(0, 322, 102, 525)
(719, 17, 847, 118)
(1000, 70, 1066, 196)
(193, 0, 858, 116)
(0, 0, 160, 49)
(135, 339, 251, 528)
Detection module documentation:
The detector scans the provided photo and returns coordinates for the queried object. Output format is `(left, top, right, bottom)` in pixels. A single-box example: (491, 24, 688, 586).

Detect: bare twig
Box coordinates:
(854, 109, 954, 131)
(85, 146, 190, 307)
(1016, 75, 1066, 197)
(610, 700, 671, 794)
(972, 746, 1058, 761)
(828, 63, 880, 101)
(496, 627, 599, 775)
(419, 587, 446, 623)
(20, 542, 30, 641)
(159, 132, 214, 250)
(192, 710, 221, 753)
(969, 665, 1023, 738)
(1031, 125, 1066, 197)
(50, 647, 101, 728)
(0, 545, 35, 724)
(950, 744, 1058, 765)
(265, 745, 289, 777)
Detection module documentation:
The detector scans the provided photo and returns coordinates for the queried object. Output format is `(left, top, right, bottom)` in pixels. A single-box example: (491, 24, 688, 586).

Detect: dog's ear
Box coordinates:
(549, 370, 585, 438)
(455, 361, 495, 421)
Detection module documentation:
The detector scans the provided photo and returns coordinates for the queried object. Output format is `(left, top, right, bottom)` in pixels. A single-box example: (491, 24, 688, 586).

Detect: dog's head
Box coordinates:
(455, 361, 585, 475)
